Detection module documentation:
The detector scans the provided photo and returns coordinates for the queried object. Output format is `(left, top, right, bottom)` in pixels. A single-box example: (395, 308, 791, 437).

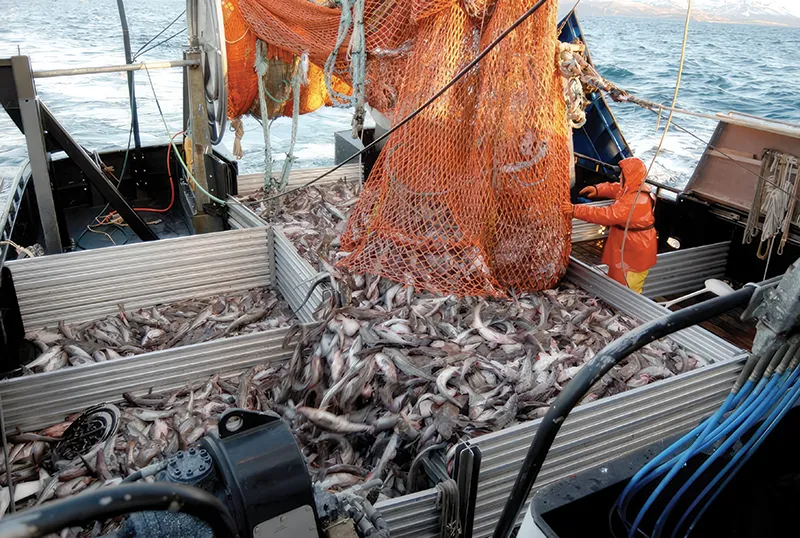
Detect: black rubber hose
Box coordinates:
(0, 483, 239, 538)
(491, 284, 756, 538)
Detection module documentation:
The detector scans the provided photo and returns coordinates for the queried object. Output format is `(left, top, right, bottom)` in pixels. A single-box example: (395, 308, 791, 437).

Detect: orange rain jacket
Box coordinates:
(573, 157, 657, 287)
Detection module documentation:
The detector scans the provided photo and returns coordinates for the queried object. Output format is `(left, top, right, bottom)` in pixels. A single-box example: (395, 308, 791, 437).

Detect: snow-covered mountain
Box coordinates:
(569, 0, 800, 27)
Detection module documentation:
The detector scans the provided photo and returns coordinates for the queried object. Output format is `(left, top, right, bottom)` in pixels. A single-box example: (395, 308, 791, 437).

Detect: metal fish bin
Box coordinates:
(0, 164, 747, 538)
(0, 227, 297, 432)
(228, 172, 746, 538)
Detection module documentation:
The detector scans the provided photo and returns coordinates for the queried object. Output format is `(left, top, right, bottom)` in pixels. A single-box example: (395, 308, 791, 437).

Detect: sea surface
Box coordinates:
(1, 0, 799, 191)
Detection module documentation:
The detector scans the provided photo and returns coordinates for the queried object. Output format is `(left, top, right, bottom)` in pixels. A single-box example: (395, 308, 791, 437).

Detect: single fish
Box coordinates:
(471, 303, 517, 345)
(297, 407, 373, 434)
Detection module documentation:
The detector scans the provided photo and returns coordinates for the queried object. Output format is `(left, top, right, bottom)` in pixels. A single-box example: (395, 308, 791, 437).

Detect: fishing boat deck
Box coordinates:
(570, 239, 756, 351)
(571, 239, 605, 266)
(664, 295, 756, 351)
(64, 205, 192, 250)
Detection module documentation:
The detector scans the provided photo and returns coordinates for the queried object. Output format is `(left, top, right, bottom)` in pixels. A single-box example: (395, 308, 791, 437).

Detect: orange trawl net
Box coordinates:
(340, 0, 572, 296)
(224, 0, 353, 119)
(226, 0, 572, 297)
(223, 0, 258, 118)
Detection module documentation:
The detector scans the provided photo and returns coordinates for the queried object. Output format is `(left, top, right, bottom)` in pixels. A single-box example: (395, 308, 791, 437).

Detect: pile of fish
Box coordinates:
(19, 287, 295, 376)
(1, 181, 706, 523)
(1, 282, 704, 518)
(0, 373, 256, 524)
(239, 178, 360, 266)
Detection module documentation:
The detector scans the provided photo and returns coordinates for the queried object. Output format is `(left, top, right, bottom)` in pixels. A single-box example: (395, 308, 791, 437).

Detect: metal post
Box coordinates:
(39, 102, 158, 242)
(10, 56, 62, 254)
(117, 0, 141, 150)
(185, 49, 222, 232)
(32, 60, 200, 79)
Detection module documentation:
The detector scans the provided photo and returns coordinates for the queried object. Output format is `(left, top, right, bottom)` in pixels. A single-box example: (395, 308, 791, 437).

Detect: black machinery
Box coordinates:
(0, 408, 387, 538)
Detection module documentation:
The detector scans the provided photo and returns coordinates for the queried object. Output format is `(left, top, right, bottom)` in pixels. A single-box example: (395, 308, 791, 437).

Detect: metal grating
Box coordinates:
(236, 163, 363, 197)
(642, 242, 729, 298)
(0, 329, 293, 434)
(7, 228, 271, 330)
(273, 230, 328, 324)
(566, 257, 744, 364)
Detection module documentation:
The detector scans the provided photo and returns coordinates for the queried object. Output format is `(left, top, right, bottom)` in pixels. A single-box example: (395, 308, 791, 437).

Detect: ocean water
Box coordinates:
(1, 0, 799, 190)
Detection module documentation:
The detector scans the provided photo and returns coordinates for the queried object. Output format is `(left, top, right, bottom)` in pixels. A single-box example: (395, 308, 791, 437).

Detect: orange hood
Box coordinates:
(619, 157, 647, 190)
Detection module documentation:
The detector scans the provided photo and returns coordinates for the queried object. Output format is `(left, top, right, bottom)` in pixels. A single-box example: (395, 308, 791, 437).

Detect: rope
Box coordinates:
(225, 26, 251, 45)
(436, 479, 462, 538)
(230, 117, 245, 160)
(278, 54, 305, 191)
(743, 150, 799, 260)
(349, 0, 367, 137)
(133, 10, 185, 60)
(133, 28, 186, 61)
(619, 0, 692, 287)
(324, 0, 354, 107)
(255, 40, 275, 194)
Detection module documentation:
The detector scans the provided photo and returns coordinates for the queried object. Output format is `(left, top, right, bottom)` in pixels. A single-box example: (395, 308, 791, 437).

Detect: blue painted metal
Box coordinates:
(559, 10, 633, 177)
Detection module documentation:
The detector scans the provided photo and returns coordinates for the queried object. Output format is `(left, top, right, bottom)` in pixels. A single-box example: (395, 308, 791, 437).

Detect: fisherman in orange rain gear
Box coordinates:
(563, 157, 657, 293)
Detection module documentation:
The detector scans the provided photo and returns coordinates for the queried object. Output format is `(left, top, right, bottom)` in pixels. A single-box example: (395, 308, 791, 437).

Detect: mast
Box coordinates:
(116, 0, 141, 150)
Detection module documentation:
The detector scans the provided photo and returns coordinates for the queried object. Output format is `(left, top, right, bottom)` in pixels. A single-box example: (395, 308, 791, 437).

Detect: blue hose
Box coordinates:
(617, 381, 753, 505)
(675, 368, 800, 537)
(626, 373, 780, 537)
(649, 371, 791, 537)
(618, 381, 764, 521)
(618, 378, 761, 523)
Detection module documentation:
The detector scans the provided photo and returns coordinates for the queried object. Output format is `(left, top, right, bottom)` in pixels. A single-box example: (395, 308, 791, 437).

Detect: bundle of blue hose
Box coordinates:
(615, 336, 800, 537)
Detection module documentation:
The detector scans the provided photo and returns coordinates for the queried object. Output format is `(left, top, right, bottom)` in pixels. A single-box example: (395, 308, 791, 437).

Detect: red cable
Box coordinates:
(104, 131, 183, 222)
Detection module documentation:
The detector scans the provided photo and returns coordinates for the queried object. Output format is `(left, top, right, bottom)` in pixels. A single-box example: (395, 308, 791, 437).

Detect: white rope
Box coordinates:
(745, 150, 800, 260)
(324, 0, 353, 107)
(349, 0, 367, 137)
(255, 40, 275, 193)
(324, 0, 367, 135)
(278, 54, 305, 191)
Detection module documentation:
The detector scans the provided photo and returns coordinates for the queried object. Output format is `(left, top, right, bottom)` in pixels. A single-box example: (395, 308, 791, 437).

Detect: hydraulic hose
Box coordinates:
(680, 357, 800, 536)
(625, 345, 789, 533)
(617, 340, 794, 522)
(632, 338, 800, 537)
(0, 483, 239, 538)
(676, 374, 800, 535)
(649, 364, 792, 536)
(491, 285, 756, 538)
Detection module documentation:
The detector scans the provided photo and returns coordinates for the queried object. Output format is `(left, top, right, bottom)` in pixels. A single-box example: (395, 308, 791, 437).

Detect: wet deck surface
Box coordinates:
(65, 205, 192, 250)
(664, 294, 755, 351)
(571, 239, 605, 266)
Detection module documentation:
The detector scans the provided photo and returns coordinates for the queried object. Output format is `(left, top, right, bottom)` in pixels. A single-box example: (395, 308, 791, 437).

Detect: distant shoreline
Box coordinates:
(575, 7, 800, 29)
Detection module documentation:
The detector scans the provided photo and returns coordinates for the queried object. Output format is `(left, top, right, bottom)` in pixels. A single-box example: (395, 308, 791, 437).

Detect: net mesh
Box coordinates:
(225, 0, 572, 296)
(223, 0, 259, 118)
